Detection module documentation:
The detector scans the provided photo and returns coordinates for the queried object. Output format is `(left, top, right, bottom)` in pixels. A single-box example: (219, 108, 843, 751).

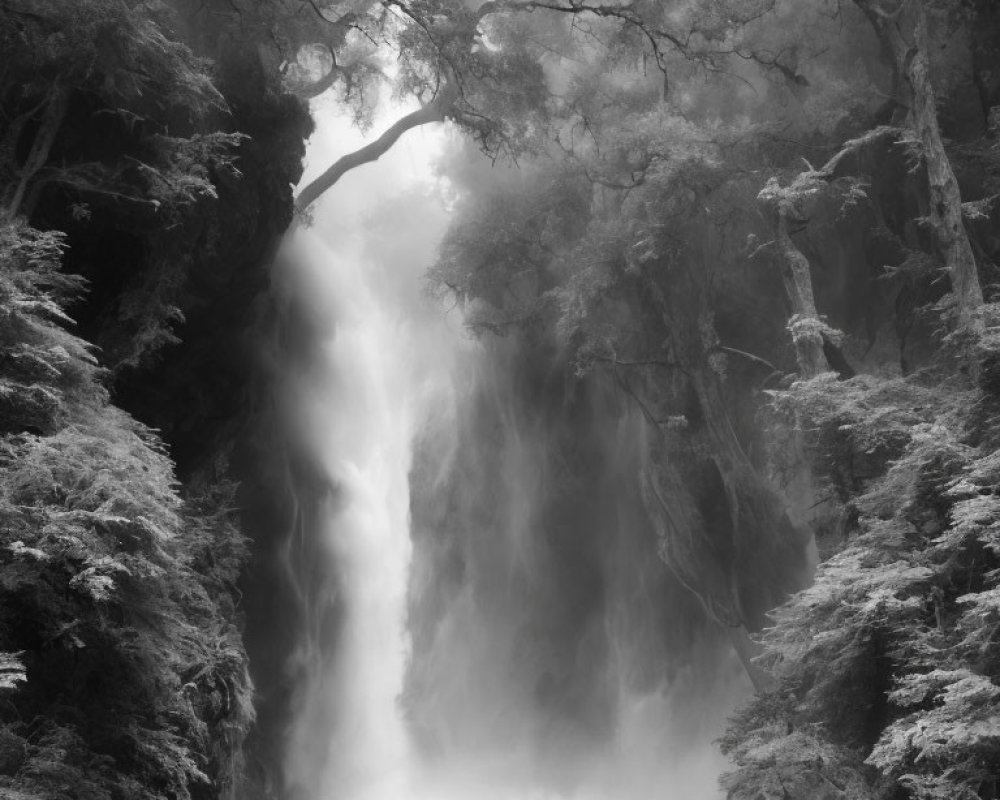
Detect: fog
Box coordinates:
(276, 91, 748, 800)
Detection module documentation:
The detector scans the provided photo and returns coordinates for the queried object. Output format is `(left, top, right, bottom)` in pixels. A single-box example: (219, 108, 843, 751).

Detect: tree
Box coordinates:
(293, 0, 555, 212)
(287, 0, 1000, 794)
(0, 217, 254, 799)
(0, 3, 266, 797)
(0, 221, 99, 434)
(291, 0, 799, 213)
(756, 176, 834, 378)
(755, 126, 906, 379)
(0, 0, 291, 374)
(854, 0, 984, 330)
(0, 0, 237, 219)
(722, 367, 1000, 799)
(295, 87, 457, 213)
(423, 33, 844, 687)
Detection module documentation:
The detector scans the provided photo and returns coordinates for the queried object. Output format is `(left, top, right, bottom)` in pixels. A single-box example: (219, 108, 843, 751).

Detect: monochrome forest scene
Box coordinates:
(1, 0, 1000, 799)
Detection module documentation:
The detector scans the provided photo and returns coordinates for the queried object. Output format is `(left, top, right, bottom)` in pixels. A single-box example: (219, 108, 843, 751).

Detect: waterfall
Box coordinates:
(403, 343, 749, 800)
(276, 101, 456, 800)
(277, 102, 748, 800)
(281, 222, 416, 800)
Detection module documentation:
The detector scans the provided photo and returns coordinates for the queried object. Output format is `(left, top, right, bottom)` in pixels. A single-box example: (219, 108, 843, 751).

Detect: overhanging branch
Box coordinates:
(294, 94, 452, 214)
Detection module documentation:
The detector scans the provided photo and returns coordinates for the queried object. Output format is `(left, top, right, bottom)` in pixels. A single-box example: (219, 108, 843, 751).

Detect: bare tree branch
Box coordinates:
(3, 84, 68, 218)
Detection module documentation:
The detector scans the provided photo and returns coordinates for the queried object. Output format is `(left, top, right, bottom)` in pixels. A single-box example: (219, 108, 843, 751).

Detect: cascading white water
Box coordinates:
(277, 225, 426, 800)
(296, 224, 414, 800)
(280, 100, 747, 800)
(278, 100, 459, 800)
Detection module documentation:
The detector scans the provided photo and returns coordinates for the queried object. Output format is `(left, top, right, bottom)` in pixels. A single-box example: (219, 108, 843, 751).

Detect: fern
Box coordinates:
(0, 221, 101, 433)
(724, 353, 1000, 798)
(868, 670, 1000, 799)
(0, 220, 251, 799)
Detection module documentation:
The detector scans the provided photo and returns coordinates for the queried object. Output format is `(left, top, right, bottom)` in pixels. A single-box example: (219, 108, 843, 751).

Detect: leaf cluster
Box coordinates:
(0, 221, 252, 799)
(0, 221, 101, 433)
(724, 369, 1000, 799)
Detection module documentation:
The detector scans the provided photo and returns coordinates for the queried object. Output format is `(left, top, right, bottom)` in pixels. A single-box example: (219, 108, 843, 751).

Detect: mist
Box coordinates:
(273, 85, 751, 800)
(7, 3, 997, 800)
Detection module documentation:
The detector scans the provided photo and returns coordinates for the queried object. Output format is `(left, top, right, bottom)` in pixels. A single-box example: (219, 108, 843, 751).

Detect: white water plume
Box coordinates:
(278, 97, 460, 800)
(278, 224, 415, 800)
(279, 98, 747, 800)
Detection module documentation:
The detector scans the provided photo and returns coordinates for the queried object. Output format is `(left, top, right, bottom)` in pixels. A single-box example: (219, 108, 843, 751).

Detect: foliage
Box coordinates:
(414, 3, 1000, 794)
(765, 374, 953, 501)
(0, 0, 257, 370)
(0, 0, 230, 211)
(0, 0, 319, 796)
(140, 133, 249, 211)
(429, 163, 594, 335)
(0, 221, 101, 433)
(720, 707, 875, 800)
(0, 0, 224, 116)
(869, 669, 1000, 800)
(723, 358, 1000, 797)
(426, 4, 869, 635)
(0, 0, 994, 797)
(0, 221, 251, 798)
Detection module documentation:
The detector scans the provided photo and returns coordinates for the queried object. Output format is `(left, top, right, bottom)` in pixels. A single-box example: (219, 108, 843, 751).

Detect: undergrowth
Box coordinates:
(722, 326, 1000, 799)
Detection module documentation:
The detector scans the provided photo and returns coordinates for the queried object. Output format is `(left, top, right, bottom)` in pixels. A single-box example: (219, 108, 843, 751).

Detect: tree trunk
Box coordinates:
(856, 0, 983, 329)
(907, 6, 983, 325)
(757, 180, 830, 378)
(776, 212, 829, 378)
(3, 85, 68, 219)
